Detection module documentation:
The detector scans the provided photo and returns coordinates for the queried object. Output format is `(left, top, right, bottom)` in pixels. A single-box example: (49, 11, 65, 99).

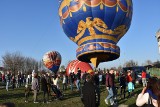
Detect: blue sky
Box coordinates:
(0, 0, 160, 69)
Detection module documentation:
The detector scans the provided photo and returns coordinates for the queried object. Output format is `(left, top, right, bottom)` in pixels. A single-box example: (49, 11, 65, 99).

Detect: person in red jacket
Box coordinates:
(126, 71, 134, 98)
(2, 73, 5, 83)
(141, 70, 147, 87)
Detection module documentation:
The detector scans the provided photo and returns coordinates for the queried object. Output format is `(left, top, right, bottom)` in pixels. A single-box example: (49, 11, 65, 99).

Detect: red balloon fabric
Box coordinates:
(66, 60, 93, 76)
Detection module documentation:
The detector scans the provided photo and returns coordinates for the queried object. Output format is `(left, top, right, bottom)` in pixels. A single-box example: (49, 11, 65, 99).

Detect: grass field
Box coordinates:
(0, 83, 143, 107)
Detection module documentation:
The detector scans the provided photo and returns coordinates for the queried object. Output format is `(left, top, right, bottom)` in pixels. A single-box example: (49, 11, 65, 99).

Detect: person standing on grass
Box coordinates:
(52, 74, 60, 89)
(24, 84, 31, 103)
(41, 74, 50, 103)
(81, 74, 100, 107)
(82, 71, 87, 85)
(2, 73, 5, 83)
(131, 70, 136, 88)
(6, 71, 10, 91)
(62, 74, 67, 91)
(16, 74, 19, 88)
(136, 77, 160, 107)
(94, 71, 99, 88)
(32, 73, 39, 103)
(142, 70, 147, 87)
(93, 71, 100, 102)
(27, 74, 30, 84)
(69, 72, 75, 92)
(119, 73, 126, 99)
(76, 68, 81, 91)
(105, 69, 116, 106)
(126, 70, 134, 98)
(46, 73, 51, 96)
(12, 75, 16, 90)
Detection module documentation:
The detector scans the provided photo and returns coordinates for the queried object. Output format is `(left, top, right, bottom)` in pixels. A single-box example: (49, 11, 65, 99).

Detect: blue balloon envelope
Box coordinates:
(58, 0, 133, 67)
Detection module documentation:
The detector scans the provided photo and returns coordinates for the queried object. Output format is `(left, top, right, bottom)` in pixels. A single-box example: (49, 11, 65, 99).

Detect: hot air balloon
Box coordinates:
(156, 29, 160, 54)
(58, 0, 133, 67)
(42, 51, 61, 74)
(66, 60, 93, 76)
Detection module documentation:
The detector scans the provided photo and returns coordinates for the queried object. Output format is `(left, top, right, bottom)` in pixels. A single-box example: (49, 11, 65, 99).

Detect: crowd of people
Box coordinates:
(0, 68, 89, 103)
(1, 68, 160, 107)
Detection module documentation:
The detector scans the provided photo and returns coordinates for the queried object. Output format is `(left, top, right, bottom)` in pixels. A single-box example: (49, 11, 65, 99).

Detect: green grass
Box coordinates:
(0, 84, 142, 107)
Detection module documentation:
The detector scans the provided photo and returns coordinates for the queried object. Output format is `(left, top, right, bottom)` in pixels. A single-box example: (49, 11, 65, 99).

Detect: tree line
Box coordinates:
(1, 52, 46, 74)
(0, 52, 160, 74)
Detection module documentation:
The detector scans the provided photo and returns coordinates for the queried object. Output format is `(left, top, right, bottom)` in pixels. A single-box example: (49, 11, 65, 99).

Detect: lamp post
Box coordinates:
(156, 29, 160, 54)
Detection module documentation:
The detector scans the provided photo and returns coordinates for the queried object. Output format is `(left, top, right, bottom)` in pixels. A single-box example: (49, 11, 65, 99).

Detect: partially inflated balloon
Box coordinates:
(43, 51, 61, 73)
(66, 60, 93, 76)
(58, 0, 133, 67)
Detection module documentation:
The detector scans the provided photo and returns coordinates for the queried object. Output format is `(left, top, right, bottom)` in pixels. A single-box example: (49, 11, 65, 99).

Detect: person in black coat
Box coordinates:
(81, 74, 100, 107)
(41, 74, 49, 103)
(119, 73, 126, 99)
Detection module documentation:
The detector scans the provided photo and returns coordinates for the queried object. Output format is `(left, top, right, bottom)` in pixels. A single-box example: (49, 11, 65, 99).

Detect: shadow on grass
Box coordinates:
(61, 85, 106, 101)
(116, 86, 142, 106)
(1, 92, 24, 100)
(62, 91, 81, 100)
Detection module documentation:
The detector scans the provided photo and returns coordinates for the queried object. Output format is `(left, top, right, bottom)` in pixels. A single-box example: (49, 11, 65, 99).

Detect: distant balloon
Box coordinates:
(43, 51, 61, 74)
(156, 29, 160, 54)
(66, 60, 93, 76)
(58, 0, 133, 67)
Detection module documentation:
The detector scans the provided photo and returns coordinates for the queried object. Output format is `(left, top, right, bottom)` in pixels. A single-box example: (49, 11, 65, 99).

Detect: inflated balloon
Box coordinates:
(66, 60, 93, 76)
(43, 51, 61, 73)
(58, 0, 133, 67)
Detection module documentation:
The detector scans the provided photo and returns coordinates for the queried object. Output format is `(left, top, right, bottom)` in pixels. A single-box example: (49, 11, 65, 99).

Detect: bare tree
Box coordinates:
(117, 65, 122, 71)
(38, 60, 46, 72)
(153, 60, 160, 68)
(145, 60, 153, 65)
(124, 60, 138, 67)
(24, 57, 38, 73)
(2, 52, 25, 74)
(2, 52, 39, 74)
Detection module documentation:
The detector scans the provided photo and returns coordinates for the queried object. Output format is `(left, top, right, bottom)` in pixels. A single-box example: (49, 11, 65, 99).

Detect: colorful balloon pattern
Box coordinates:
(43, 51, 61, 73)
(58, 0, 133, 67)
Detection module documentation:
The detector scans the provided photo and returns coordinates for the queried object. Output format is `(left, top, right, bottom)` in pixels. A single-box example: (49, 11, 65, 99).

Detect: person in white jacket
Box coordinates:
(52, 75, 60, 89)
(136, 77, 160, 107)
